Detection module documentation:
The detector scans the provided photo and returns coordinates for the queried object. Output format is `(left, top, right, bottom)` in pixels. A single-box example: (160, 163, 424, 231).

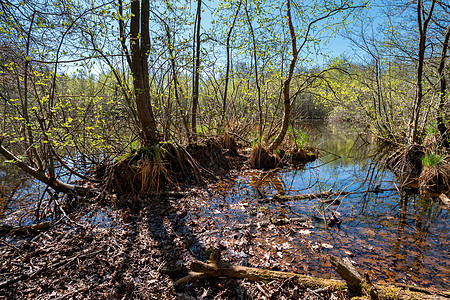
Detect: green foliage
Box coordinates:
(118, 143, 167, 163)
(287, 126, 309, 147)
(422, 153, 444, 168)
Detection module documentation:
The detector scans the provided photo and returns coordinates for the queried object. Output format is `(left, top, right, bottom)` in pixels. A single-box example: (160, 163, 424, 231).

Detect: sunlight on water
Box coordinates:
(189, 121, 450, 290)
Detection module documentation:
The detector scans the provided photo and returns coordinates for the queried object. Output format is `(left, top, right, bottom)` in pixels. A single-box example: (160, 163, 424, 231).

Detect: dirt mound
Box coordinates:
(288, 147, 317, 163)
(186, 138, 230, 172)
(250, 145, 282, 170)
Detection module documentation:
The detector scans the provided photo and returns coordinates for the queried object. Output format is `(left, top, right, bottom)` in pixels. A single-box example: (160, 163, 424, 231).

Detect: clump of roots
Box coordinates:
(387, 144, 424, 184)
(104, 142, 202, 198)
(419, 154, 450, 193)
(286, 146, 317, 164)
(217, 131, 239, 156)
(187, 138, 230, 172)
(250, 145, 282, 170)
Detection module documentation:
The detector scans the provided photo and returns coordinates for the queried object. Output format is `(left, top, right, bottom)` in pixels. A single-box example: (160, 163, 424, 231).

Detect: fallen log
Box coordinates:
(176, 259, 346, 290)
(175, 246, 450, 299)
(330, 255, 450, 300)
(330, 255, 378, 299)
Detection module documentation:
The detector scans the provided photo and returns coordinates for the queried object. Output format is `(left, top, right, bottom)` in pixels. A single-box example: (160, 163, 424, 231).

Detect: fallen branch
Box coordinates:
(0, 221, 51, 235)
(175, 246, 450, 300)
(175, 245, 345, 290)
(176, 259, 346, 290)
(0, 144, 96, 197)
(260, 188, 396, 203)
(330, 255, 450, 300)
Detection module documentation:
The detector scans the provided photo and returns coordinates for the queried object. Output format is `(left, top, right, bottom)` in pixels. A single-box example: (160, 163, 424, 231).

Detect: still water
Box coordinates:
(186, 121, 449, 290)
(1, 122, 449, 290)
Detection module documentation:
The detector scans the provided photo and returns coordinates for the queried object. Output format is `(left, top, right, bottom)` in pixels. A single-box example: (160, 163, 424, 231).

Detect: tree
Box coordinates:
(268, 0, 365, 152)
(127, 0, 159, 146)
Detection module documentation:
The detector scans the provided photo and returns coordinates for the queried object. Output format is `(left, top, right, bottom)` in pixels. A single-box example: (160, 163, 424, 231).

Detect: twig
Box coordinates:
(0, 247, 103, 289)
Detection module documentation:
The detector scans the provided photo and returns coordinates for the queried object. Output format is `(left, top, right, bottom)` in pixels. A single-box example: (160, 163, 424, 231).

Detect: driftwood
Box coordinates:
(259, 188, 396, 203)
(330, 256, 450, 300)
(0, 221, 51, 235)
(438, 194, 450, 208)
(175, 246, 450, 300)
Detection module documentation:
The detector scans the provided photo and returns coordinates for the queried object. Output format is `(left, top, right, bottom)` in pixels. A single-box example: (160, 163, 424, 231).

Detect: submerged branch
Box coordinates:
(259, 188, 396, 203)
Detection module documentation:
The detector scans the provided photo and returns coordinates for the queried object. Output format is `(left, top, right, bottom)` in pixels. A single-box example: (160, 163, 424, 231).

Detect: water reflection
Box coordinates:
(189, 121, 449, 290)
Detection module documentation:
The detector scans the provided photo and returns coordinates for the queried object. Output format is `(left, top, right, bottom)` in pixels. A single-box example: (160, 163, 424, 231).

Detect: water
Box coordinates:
(1, 121, 449, 289)
(186, 121, 450, 290)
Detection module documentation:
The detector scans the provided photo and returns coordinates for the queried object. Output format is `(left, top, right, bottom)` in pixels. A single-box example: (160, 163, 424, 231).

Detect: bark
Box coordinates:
(191, 0, 202, 140)
(409, 0, 436, 144)
(437, 26, 450, 147)
(268, 0, 297, 152)
(129, 0, 158, 146)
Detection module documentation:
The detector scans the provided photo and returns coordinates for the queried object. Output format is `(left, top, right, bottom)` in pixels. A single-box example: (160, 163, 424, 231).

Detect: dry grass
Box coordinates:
(419, 157, 450, 193)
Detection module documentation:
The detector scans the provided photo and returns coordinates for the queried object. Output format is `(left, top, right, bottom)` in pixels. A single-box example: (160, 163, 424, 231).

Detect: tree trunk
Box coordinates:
(437, 26, 450, 148)
(129, 0, 158, 146)
(245, 0, 263, 141)
(268, 0, 297, 152)
(221, 0, 242, 129)
(409, 0, 435, 144)
(191, 0, 202, 140)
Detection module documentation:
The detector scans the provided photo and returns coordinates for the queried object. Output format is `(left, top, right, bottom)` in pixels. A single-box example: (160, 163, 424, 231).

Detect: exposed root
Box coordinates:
(103, 142, 202, 198)
(419, 159, 450, 193)
(250, 145, 282, 170)
(186, 138, 230, 173)
(287, 146, 317, 164)
(217, 131, 239, 156)
(387, 145, 424, 184)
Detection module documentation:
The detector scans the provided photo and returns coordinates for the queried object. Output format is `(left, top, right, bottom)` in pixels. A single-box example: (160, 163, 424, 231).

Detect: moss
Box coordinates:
(117, 143, 167, 163)
(382, 286, 401, 300)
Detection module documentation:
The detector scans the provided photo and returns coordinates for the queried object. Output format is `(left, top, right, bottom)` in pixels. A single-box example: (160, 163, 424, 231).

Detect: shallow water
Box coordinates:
(186, 122, 450, 290)
(1, 122, 449, 289)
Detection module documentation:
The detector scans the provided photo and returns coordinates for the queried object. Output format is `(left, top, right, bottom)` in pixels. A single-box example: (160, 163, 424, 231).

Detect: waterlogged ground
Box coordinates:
(184, 123, 450, 290)
(0, 122, 449, 298)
